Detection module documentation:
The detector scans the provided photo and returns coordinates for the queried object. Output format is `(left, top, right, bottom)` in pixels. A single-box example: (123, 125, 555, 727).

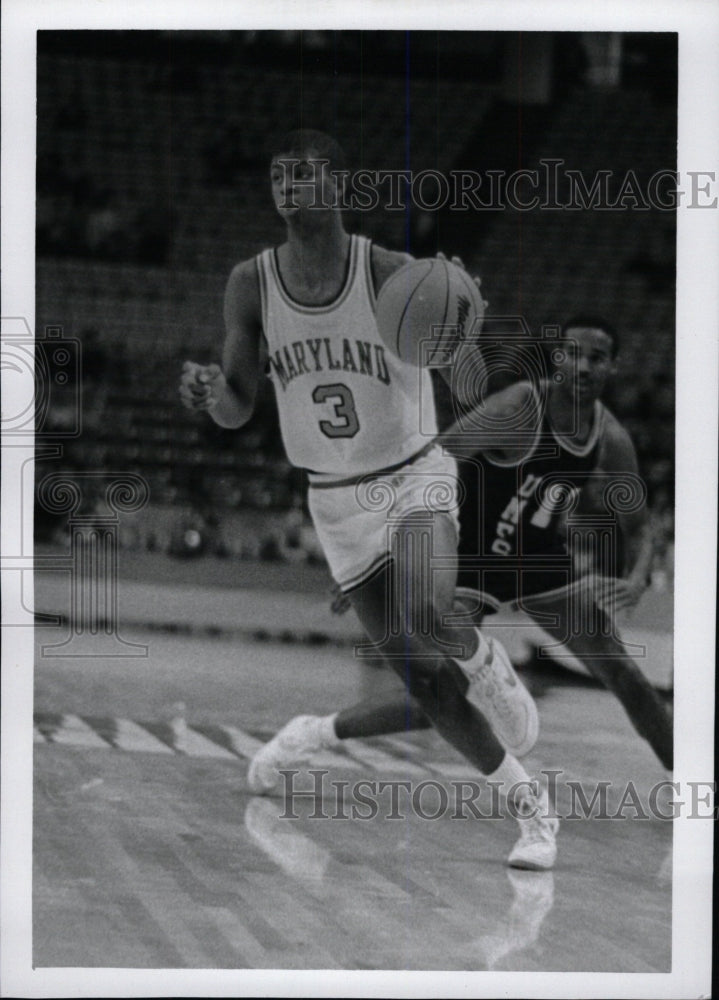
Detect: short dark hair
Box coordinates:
(270, 129, 347, 175)
(560, 315, 619, 357)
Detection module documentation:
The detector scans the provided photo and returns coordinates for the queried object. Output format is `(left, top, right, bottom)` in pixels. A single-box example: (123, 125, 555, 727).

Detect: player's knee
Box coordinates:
(380, 635, 436, 691)
(386, 593, 449, 647)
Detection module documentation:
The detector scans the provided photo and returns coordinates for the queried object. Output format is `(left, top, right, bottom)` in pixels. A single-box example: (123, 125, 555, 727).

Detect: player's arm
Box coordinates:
(179, 259, 263, 429)
(436, 379, 541, 460)
(577, 417, 653, 612)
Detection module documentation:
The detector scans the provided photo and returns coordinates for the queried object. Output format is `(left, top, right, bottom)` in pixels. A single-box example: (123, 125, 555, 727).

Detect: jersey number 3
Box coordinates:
(312, 383, 360, 439)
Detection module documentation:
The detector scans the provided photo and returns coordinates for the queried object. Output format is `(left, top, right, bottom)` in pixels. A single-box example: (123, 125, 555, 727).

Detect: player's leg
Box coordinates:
(333, 690, 431, 739)
(349, 513, 557, 870)
(346, 531, 505, 775)
(247, 569, 536, 786)
(313, 448, 538, 753)
(330, 583, 491, 738)
(247, 548, 497, 783)
(247, 539, 557, 866)
(249, 583, 535, 765)
(522, 588, 673, 770)
(346, 509, 538, 756)
(247, 465, 556, 866)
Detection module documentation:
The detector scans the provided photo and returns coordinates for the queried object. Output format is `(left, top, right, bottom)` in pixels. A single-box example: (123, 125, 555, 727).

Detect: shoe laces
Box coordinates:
(516, 794, 558, 840)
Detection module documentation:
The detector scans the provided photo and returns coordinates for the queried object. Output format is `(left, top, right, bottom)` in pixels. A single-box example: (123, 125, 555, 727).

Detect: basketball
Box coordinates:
(375, 257, 486, 368)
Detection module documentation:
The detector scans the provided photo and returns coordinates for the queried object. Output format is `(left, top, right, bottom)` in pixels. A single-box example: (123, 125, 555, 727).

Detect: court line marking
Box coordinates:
(167, 723, 240, 760)
(112, 718, 176, 755)
(218, 724, 264, 758)
(341, 738, 428, 777)
(49, 714, 112, 749)
(34, 716, 463, 778)
(38, 717, 632, 791)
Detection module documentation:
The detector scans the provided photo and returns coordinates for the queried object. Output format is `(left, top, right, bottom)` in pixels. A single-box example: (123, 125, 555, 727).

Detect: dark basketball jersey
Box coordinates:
(457, 398, 608, 604)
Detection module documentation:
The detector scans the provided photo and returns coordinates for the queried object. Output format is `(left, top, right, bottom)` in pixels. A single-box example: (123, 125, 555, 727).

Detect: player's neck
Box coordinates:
(280, 216, 351, 294)
(284, 213, 349, 262)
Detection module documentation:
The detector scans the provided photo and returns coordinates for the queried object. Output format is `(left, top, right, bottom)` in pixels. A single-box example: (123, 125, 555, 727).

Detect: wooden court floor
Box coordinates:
(32, 627, 672, 972)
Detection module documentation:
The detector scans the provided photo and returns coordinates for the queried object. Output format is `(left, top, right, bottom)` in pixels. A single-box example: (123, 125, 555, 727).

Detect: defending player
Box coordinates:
(266, 317, 672, 773)
(180, 129, 559, 870)
(455, 317, 672, 771)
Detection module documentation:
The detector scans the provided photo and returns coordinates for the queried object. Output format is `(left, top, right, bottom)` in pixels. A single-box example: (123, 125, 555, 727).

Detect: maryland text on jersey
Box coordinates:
(267, 337, 392, 391)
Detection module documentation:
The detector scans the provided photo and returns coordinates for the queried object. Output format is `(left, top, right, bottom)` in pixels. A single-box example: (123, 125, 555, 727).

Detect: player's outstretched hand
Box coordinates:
(602, 576, 647, 614)
(583, 573, 646, 618)
(179, 361, 226, 412)
(436, 250, 489, 310)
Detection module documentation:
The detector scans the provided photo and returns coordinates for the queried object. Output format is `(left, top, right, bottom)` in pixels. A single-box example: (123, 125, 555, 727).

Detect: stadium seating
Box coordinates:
(36, 44, 675, 557)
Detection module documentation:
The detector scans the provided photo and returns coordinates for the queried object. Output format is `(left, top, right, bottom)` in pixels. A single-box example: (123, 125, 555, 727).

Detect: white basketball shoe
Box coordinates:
(248, 715, 329, 794)
(459, 631, 539, 758)
(507, 787, 559, 871)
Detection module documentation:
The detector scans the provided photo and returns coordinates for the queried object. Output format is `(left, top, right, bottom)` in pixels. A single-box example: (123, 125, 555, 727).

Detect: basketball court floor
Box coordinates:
(31, 573, 675, 974)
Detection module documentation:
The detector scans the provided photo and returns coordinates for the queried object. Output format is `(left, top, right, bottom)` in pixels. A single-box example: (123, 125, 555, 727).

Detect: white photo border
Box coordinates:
(2, 1, 717, 997)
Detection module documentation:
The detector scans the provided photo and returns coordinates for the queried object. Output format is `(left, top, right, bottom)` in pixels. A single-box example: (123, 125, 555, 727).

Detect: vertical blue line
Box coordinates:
(332, 30, 340, 143)
(404, 29, 412, 729)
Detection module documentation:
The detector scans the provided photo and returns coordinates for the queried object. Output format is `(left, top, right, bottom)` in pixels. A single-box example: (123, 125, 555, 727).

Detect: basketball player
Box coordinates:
(267, 316, 673, 773)
(180, 129, 559, 869)
(455, 317, 673, 770)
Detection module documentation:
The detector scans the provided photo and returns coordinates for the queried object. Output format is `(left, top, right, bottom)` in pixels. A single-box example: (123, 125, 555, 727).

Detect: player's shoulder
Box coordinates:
(226, 255, 261, 292)
(224, 255, 263, 330)
(225, 255, 263, 303)
(599, 402, 632, 445)
(597, 403, 638, 465)
(370, 243, 413, 296)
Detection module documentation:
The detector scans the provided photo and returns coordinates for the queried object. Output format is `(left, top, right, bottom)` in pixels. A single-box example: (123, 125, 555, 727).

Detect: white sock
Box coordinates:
(317, 713, 339, 747)
(485, 752, 538, 805)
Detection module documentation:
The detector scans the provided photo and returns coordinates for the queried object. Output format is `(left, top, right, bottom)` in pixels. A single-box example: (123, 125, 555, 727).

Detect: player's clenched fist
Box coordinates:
(179, 361, 226, 411)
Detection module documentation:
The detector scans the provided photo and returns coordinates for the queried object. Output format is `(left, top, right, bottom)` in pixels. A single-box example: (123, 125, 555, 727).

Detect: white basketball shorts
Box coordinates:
(307, 444, 461, 592)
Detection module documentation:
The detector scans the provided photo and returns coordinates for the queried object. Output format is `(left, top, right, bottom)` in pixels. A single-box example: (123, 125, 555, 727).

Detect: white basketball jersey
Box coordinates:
(256, 235, 437, 478)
